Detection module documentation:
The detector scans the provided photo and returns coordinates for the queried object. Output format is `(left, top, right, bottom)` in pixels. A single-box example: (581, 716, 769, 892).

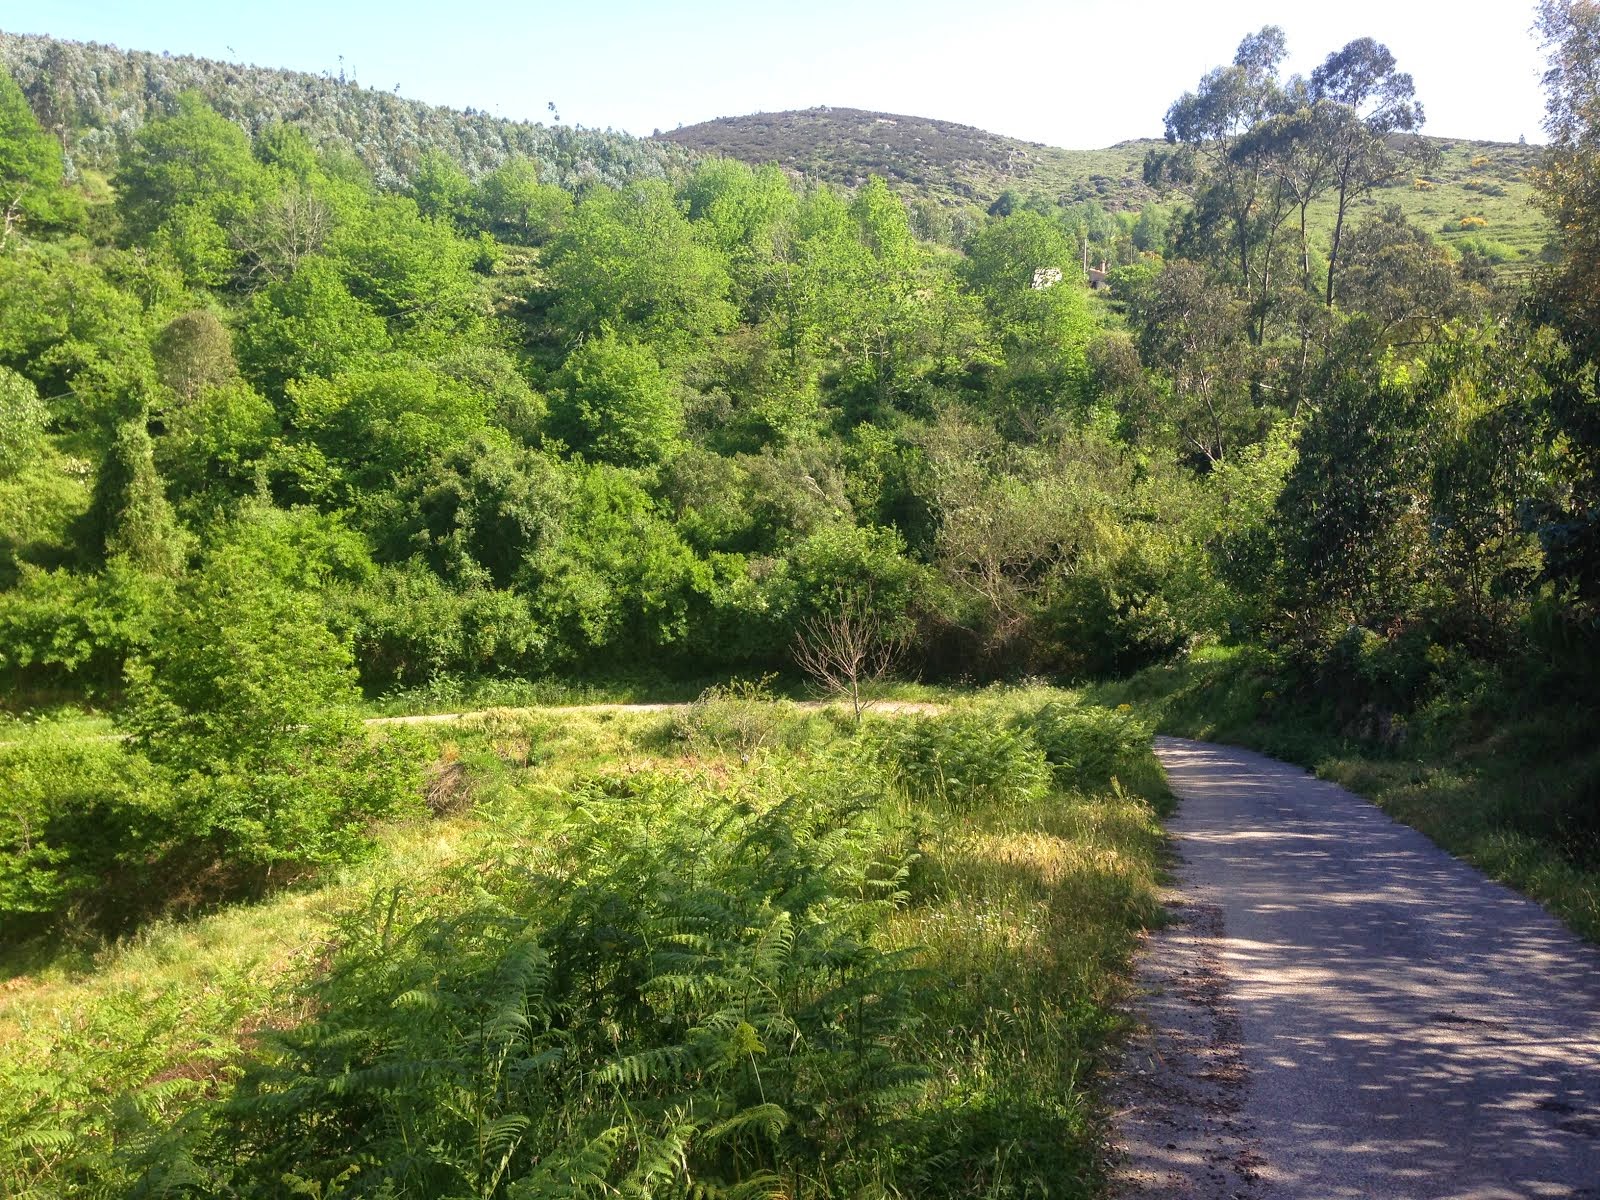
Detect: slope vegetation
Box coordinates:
(660, 106, 1163, 209)
(0, 30, 695, 188)
(660, 107, 1549, 266)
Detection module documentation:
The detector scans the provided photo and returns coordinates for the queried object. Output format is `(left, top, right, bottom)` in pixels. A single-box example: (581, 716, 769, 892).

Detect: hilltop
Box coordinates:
(660, 107, 1549, 267)
(659, 106, 1165, 210)
(0, 30, 695, 189)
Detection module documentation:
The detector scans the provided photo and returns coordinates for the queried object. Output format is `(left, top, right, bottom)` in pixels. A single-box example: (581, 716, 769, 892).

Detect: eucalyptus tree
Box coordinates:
(1531, 0, 1600, 608)
(0, 67, 74, 244)
(1308, 38, 1427, 306)
(1146, 26, 1293, 336)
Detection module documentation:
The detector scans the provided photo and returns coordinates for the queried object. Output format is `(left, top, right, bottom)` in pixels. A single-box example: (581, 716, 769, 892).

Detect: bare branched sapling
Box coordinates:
(792, 588, 906, 722)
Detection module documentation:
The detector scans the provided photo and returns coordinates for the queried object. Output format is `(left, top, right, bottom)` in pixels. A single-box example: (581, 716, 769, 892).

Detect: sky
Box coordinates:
(5, 1, 1552, 148)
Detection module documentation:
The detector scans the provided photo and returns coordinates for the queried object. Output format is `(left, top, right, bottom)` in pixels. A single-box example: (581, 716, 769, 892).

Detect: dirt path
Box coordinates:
(1115, 736, 1600, 1200)
(0, 700, 945, 746)
(365, 699, 944, 726)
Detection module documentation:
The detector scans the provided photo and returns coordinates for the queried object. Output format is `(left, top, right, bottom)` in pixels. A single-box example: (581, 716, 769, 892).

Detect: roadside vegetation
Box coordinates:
(1, 691, 1168, 1199)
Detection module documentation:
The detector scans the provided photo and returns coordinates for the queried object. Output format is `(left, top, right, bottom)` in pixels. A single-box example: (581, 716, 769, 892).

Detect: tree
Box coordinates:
(286, 359, 493, 499)
(238, 256, 391, 396)
(115, 93, 261, 236)
(0, 66, 72, 244)
(1333, 205, 1464, 348)
(1537, 0, 1600, 345)
(476, 154, 570, 243)
(153, 309, 238, 404)
(793, 585, 906, 723)
(1125, 260, 1259, 466)
(962, 210, 1095, 418)
(87, 417, 189, 577)
(123, 521, 418, 872)
(1530, 0, 1600, 608)
(156, 380, 278, 512)
(1149, 26, 1292, 316)
(553, 331, 683, 466)
(0, 366, 47, 474)
(546, 180, 735, 360)
(1270, 361, 1429, 647)
(233, 181, 336, 284)
(409, 150, 471, 223)
(1308, 38, 1426, 306)
(114, 93, 263, 283)
(331, 195, 485, 342)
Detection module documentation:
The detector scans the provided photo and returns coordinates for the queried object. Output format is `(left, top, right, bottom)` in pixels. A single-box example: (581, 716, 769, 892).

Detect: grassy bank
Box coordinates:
(1091, 644, 1600, 942)
(2, 688, 1167, 1198)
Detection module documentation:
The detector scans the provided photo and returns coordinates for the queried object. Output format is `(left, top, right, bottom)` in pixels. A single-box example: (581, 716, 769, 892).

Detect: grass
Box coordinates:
(1090, 643, 1600, 943)
(0, 689, 1168, 1198)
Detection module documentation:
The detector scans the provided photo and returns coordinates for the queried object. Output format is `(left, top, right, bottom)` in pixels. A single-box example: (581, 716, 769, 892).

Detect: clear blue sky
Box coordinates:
(4, 1, 1550, 147)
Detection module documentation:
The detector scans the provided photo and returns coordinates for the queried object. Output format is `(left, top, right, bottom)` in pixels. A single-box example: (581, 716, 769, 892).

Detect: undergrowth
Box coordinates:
(0, 691, 1167, 1199)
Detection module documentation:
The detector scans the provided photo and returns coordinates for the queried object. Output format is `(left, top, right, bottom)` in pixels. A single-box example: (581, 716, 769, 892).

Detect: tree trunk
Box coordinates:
(1325, 181, 1350, 308)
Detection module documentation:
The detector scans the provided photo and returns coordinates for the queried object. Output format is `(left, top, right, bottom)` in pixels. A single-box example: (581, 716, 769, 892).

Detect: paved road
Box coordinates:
(1116, 737, 1600, 1200)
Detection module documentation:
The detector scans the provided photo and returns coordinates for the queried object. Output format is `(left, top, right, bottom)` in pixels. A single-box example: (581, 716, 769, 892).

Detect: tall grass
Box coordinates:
(0, 692, 1168, 1198)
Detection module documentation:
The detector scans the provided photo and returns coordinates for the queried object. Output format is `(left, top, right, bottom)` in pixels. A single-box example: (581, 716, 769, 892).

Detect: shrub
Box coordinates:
(869, 710, 1050, 810)
(1455, 234, 1520, 264)
(0, 562, 168, 700)
(124, 535, 425, 877)
(1042, 541, 1196, 678)
(1014, 700, 1151, 791)
(335, 561, 547, 690)
(0, 738, 167, 937)
(671, 674, 797, 755)
(178, 770, 925, 1198)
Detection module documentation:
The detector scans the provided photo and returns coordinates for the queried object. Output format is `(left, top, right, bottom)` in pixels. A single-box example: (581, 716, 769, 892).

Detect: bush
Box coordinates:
(1042, 541, 1196, 678)
(174, 769, 925, 1198)
(1014, 700, 1151, 791)
(0, 562, 168, 701)
(335, 561, 547, 691)
(869, 710, 1050, 810)
(124, 534, 425, 877)
(1455, 234, 1519, 264)
(0, 738, 167, 937)
(671, 674, 806, 755)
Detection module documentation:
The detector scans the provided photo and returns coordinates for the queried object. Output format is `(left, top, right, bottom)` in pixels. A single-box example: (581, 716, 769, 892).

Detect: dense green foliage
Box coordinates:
(0, 31, 692, 190)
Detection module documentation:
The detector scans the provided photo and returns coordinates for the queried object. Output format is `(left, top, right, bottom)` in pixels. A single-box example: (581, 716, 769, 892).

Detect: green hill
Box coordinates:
(0, 30, 696, 190)
(659, 107, 1550, 268)
(659, 107, 1165, 210)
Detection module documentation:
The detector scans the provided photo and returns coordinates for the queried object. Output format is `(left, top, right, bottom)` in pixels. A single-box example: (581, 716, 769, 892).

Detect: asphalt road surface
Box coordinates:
(1115, 736, 1600, 1200)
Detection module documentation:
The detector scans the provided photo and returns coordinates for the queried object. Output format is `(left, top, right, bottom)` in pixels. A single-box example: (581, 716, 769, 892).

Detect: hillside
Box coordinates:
(659, 106, 1165, 210)
(0, 34, 1550, 267)
(660, 107, 1550, 267)
(0, 30, 696, 189)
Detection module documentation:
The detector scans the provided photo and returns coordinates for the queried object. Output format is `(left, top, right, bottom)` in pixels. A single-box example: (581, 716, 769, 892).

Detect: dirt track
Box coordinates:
(365, 699, 944, 726)
(1116, 736, 1600, 1199)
